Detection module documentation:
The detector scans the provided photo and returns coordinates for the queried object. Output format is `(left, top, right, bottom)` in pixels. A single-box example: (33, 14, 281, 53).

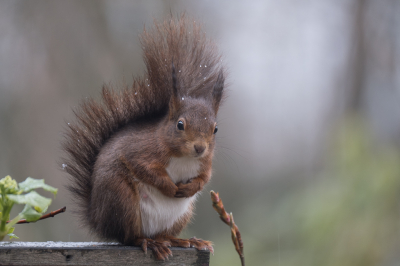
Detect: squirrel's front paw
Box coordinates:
(174, 182, 200, 198)
(160, 182, 178, 198)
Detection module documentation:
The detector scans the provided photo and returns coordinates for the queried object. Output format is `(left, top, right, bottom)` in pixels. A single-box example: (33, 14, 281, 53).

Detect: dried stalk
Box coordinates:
(7, 206, 66, 224)
(211, 190, 245, 266)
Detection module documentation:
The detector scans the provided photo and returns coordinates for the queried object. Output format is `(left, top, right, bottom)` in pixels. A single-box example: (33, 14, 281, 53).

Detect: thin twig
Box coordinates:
(7, 206, 66, 224)
(211, 191, 245, 266)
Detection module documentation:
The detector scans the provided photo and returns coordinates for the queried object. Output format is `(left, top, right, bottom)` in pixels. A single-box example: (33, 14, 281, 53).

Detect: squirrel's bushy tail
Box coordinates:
(62, 82, 168, 225)
(62, 15, 224, 227)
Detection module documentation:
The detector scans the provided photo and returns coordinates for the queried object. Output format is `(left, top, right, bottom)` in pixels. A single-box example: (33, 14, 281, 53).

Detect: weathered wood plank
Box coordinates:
(0, 242, 210, 266)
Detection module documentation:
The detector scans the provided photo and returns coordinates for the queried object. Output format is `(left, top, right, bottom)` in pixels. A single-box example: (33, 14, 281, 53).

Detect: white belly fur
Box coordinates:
(140, 157, 201, 237)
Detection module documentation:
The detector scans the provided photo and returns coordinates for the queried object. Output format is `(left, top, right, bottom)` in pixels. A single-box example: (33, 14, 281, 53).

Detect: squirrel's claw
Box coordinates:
(141, 239, 148, 254)
(135, 238, 173, 261)
(174, 182, 187, 198)
(174, 190, 187, 198)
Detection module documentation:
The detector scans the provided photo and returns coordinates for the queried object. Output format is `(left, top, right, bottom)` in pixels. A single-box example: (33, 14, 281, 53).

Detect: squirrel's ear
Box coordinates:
(169, 61, 181, 118)
(212, 70, 224, 113)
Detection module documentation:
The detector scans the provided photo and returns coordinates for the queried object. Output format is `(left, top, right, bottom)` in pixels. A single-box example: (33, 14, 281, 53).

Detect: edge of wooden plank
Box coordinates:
(0, 242, 210, 266)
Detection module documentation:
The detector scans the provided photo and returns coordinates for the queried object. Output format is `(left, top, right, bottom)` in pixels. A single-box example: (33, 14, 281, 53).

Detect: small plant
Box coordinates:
(0, 175, 57, 240)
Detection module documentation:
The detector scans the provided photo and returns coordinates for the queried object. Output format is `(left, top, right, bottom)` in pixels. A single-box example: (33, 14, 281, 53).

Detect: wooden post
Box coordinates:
(0, 242, 210, 266)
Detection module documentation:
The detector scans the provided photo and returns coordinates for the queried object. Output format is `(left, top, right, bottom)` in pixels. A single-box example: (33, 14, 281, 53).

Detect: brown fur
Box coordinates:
(62, 14, 225, 260)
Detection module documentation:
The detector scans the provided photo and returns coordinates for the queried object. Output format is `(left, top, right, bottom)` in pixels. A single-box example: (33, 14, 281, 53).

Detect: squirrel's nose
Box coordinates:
(194, 144, 206, 155)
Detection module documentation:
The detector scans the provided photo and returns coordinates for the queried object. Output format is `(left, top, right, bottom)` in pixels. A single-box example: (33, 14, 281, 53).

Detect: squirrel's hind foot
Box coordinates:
(135, 238, 172, 261)
(134, 236, 213, 260)
(168, 236, 214, 254)
(188, 237, 214, 254)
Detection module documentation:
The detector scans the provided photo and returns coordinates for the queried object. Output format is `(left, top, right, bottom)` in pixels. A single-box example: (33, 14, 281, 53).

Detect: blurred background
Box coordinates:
(1, 0, 399, 265)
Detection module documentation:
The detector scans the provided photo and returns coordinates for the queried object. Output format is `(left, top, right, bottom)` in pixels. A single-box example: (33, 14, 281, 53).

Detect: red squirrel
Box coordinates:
(62, 15, 225, 260)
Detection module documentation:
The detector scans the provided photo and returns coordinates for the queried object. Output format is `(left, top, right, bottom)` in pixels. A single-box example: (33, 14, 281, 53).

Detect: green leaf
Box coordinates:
(18, 177, 58, 196)
(7, 191, 52, 213)
(6, 226, 19, 239)
(7, 233, 19, 239)
(19, 205, 42, 222)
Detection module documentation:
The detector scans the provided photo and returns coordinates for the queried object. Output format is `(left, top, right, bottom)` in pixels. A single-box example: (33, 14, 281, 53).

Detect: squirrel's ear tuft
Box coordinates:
(172, 60, 178, 99)
(169, 61, 181, 118)
(212, 69, 224, 113)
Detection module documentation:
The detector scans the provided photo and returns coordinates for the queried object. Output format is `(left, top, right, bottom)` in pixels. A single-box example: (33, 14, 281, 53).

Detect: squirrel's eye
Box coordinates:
(213, 125, 218, 134)
(177, 120, 184, 130)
